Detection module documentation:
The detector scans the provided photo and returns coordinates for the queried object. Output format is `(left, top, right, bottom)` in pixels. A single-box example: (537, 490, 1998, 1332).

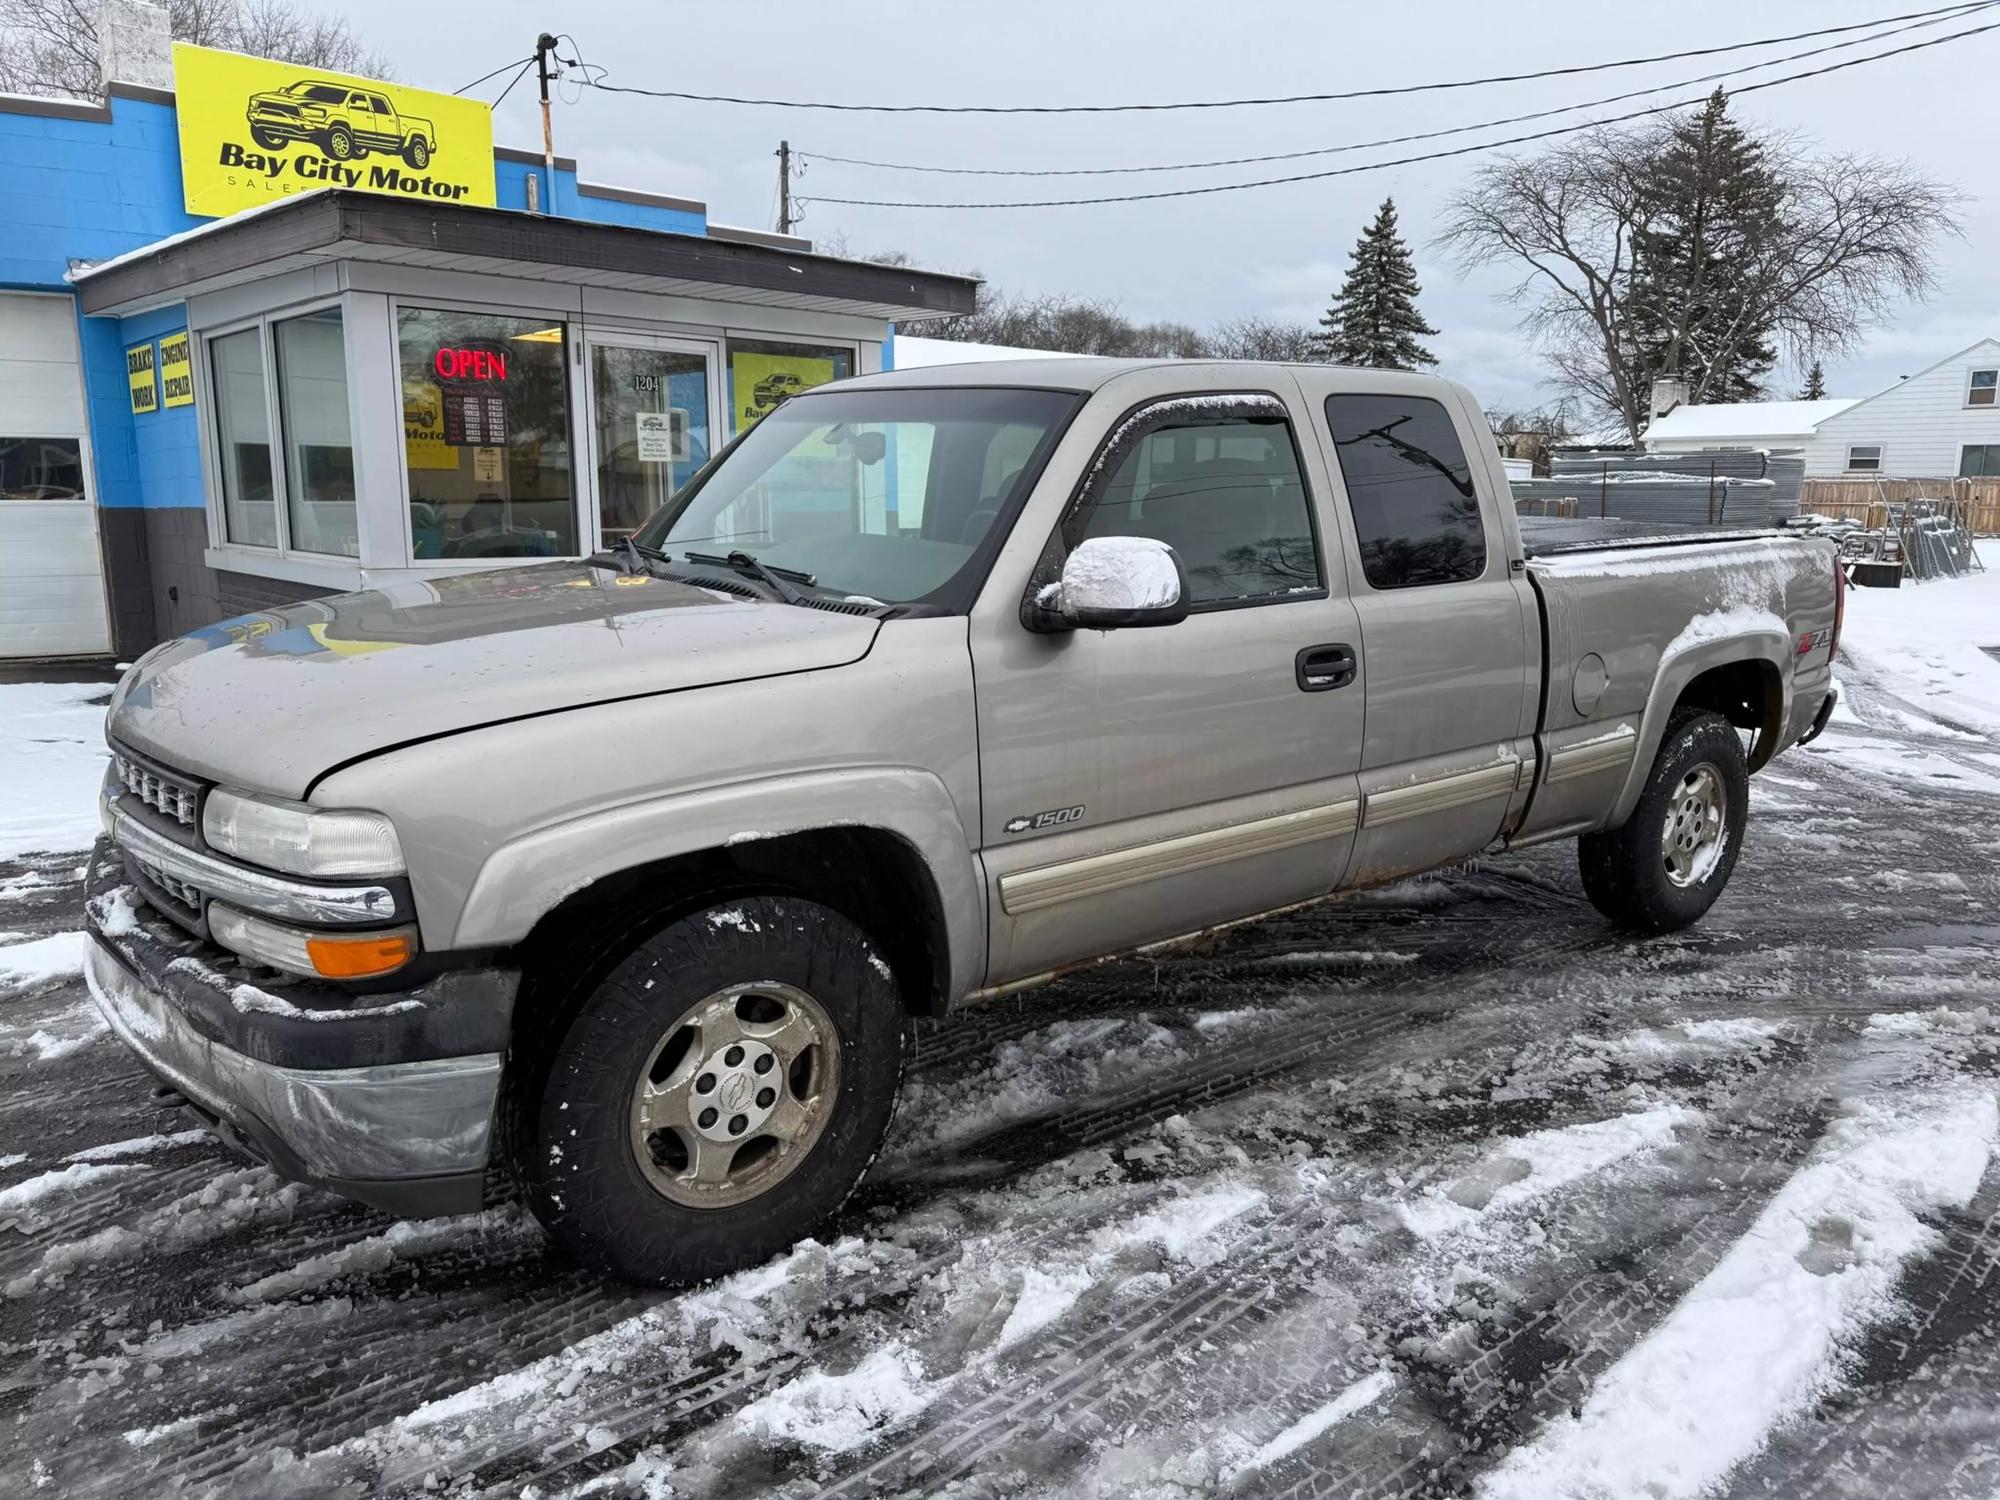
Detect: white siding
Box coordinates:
(1804, 338, 2000, 476)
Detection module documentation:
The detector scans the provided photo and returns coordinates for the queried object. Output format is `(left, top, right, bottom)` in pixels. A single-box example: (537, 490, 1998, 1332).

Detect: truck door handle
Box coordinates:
(1296, 643, 1357, 692)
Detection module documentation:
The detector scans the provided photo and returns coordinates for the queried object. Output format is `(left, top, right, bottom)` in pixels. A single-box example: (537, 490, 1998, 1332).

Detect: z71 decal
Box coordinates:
(1003, 804, 1086, 835)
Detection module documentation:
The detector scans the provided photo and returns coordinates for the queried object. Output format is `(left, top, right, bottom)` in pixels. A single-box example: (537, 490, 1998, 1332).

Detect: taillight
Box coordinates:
(1830, 553, 1846, 660)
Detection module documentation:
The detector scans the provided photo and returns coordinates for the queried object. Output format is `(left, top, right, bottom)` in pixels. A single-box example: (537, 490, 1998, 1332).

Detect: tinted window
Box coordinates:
(1080, 411, 1320, 605)
(1324, 394, 1485, 589)
(1960, 445, 2000, 477)
(0, 437, 83, 499)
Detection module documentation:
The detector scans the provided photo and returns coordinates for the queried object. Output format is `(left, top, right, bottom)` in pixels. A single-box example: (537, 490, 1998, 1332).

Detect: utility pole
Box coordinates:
(534, 32, 558, 216)
(775, 139, 793, 235)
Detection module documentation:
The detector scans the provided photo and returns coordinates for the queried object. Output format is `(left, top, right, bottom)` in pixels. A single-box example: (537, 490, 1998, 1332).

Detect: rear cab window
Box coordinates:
(1323, 393, 1486, 589)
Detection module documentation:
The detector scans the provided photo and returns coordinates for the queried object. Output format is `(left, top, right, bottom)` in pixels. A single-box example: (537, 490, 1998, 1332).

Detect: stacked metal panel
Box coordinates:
(1511, 447, 1805, 527)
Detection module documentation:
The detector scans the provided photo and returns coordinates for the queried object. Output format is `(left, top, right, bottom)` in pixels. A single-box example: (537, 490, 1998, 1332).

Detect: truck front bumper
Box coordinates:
(82, 840, 516, 1218)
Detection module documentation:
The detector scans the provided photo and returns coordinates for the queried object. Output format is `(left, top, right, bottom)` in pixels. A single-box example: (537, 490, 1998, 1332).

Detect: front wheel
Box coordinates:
(251, 126, 285, 150)
(324, 124, 355, 160)
(522, 896, 905, 1285)
(1577, 707, 1748, 935)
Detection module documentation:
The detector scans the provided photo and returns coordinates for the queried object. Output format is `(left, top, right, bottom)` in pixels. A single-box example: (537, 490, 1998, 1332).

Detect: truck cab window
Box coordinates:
(1324, 393, 1485, 589)
(1080, 413, 1321, 605)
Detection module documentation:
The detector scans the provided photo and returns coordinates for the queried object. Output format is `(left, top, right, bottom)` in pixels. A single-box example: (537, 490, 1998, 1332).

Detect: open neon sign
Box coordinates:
(433, 347, 508, 382)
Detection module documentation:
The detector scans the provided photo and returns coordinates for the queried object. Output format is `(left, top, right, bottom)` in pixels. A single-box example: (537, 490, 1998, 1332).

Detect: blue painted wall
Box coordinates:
(492, 157, 705, 235)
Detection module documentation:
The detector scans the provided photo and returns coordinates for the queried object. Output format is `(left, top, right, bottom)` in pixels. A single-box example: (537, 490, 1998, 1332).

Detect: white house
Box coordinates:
(1643, 337, 2000, 478)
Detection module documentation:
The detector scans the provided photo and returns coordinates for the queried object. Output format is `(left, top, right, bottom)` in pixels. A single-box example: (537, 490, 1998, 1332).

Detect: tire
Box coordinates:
(1577, 707, 1748, 935)
(522, 895, 905, 1285)
(402, 137, 430, 169)
(324, 125, 354, 160)
(251, 126, 285, 150)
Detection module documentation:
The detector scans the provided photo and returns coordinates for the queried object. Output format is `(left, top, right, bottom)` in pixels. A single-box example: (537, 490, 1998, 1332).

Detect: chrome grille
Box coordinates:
(113, 751, 200, 827)
(131, 853, 202, 913)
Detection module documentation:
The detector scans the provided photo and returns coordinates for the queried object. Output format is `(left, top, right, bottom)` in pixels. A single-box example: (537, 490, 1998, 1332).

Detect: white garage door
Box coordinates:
(0, 292, 111, 658)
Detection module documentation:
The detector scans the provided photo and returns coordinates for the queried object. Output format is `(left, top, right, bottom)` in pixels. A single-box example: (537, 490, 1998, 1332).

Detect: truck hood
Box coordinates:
(107, 563, 881, 798)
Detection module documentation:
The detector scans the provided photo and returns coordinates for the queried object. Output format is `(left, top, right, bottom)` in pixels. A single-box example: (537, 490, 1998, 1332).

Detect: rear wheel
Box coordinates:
(522, 895, 904, 1285)
(1577, 707, 1747, 934)
(402, 136, 431, 169)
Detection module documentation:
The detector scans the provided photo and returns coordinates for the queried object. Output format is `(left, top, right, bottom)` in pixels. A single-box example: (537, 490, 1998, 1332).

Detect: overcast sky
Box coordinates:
(335, 0, 1997, 413)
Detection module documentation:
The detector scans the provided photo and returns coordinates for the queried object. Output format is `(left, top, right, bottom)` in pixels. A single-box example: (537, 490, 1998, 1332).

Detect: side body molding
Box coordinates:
(1608, 630, 1791, 829)
(451, 766, 987, 1003)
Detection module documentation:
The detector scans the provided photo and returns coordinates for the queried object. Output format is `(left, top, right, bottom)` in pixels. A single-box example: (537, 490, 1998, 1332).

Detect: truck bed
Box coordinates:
(1518, 515, 1789, 556)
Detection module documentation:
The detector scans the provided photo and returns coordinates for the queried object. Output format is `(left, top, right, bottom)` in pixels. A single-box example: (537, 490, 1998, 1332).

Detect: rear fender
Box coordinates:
(451, 767, 986, 1002)
(1608, 630, 1789, 828)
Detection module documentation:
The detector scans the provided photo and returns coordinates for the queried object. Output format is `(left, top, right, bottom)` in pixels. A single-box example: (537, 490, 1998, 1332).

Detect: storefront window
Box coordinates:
(726, 338, 854, 435)
(211, 327, 277, 548)
(274, 309, 357, 557)
(398, 307, 575, 560)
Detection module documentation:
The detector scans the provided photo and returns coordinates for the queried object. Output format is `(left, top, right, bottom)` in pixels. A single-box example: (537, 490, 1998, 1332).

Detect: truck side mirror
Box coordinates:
(1027, 536, 1190, 632)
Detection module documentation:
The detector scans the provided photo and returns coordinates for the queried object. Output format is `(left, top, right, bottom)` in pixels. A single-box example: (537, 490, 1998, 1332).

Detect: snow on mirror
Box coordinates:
(1051, 536, 1189, 628)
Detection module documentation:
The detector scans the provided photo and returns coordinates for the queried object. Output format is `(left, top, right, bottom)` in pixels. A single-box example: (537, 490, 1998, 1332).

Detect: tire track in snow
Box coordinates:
(1474, 1087, 2000, 1500)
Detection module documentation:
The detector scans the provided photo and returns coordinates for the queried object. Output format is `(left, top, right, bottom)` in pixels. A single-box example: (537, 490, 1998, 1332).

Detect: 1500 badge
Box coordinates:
(1004, 804, 1085, 835)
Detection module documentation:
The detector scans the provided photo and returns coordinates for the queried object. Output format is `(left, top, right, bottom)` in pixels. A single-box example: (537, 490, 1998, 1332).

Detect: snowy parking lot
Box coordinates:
(3, 552, 1999, 1499)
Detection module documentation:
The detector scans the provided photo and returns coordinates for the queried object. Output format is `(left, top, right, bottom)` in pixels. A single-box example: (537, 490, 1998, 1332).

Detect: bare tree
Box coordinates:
(0, 0, 391, 100)
(1207, 315, 1326, 362)
(1437, 111, 1960, 444)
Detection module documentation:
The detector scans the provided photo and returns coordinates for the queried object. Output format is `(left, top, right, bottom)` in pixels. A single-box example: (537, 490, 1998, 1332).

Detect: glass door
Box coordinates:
(584, 334, 718, 548)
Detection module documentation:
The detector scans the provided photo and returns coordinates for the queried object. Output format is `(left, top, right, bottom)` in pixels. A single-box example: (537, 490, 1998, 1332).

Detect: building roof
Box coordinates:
(890, 334, 1087, 368)
(1644, 398, 1859, 443)
(69, 190, 980, 321)
(1812, 336, 2000, 430)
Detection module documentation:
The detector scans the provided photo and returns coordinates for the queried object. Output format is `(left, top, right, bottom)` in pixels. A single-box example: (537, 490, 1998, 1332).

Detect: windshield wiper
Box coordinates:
(585, 536, 672, 576)
(681, 549, 817, 605)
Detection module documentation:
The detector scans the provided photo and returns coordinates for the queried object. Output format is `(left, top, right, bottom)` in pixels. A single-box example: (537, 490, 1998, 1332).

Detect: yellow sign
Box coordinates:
(126, 340, 158, 415)
(403, 380, 457, 470)
(172, 44, 496, 219)
(732, 351, 836, 431)
(158, 329, 194, 408)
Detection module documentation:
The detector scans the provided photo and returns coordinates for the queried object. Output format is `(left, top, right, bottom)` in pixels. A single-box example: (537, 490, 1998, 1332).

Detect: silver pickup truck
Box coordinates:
(84, 360, 1842, 1285)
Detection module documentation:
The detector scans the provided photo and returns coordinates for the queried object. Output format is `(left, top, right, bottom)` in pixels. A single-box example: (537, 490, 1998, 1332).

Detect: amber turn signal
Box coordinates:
(305, 931, 418, 979)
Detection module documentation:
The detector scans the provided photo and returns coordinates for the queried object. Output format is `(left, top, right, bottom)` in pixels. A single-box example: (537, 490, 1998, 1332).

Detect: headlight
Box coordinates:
(210, 903, 417, 980)
(202, 789, 404, 879)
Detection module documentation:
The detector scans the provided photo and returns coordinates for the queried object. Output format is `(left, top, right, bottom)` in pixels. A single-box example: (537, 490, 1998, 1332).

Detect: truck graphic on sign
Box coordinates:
(246, 80, 437, 168)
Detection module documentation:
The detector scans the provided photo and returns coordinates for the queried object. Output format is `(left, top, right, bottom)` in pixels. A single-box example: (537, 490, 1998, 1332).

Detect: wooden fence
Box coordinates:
(1799, 477, 2000, 535)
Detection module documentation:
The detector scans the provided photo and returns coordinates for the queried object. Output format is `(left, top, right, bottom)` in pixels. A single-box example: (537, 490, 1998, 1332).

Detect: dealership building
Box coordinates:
(0, 4, 974, 660)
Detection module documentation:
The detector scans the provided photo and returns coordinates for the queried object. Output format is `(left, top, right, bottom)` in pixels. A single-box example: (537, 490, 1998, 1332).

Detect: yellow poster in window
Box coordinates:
(404, 380, 457, 471)
(158, 329, 194, 408)
(126, 340, 158, 415)
(732, 351, 836, 431)
(172, 43, 495, 219)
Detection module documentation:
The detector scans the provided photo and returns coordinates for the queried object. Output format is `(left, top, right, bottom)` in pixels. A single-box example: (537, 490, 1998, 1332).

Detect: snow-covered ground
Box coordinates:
(1, 553, 1997, 1499)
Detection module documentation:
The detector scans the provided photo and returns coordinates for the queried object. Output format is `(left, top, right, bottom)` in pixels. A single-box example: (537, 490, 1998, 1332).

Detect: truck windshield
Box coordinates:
(284, 83, 348, 103)
(637, 387, 1081, 608)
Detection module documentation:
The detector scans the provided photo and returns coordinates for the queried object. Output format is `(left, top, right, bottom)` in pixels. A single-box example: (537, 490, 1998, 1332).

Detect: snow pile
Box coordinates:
(1479, 1088, 2000, 1500)
(732, 1344, 936, 1454)
(0, 683, 110, 859)
(0, 930, 88, 996)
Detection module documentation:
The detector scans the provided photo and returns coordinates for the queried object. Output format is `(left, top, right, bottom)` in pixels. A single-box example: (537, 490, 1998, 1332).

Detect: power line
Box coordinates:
(575, 2, 1989, 114)
(800, 18, 2000, 209)
(455, 57, 533, 97)
(800, 3, 1987, 178)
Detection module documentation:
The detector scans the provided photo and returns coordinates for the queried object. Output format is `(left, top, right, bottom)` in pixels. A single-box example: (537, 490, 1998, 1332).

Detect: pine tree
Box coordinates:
(1628, 89, 1785, 404)
(1317, 198, 1439, 370)
(1798, 359, 1828, 400)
